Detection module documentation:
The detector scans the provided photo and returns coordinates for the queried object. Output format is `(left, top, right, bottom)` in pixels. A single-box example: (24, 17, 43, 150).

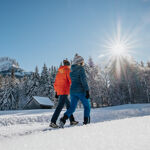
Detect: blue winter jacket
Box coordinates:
(70, 64, 89, 94)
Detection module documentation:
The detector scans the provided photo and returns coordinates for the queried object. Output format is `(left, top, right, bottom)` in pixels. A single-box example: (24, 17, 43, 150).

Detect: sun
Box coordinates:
(99, 21, 136, 59)
(98, 21, 137, 79)
(110, 42, 126, 56)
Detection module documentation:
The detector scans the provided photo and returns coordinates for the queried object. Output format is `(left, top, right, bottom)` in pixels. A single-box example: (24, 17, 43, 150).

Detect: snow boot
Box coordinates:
(59, 115, 68, 128)
(70, 120, 79, 126)
(49, 122, 59, 128)
(69, 114, 79, 126)
(83, 117, 90, 125)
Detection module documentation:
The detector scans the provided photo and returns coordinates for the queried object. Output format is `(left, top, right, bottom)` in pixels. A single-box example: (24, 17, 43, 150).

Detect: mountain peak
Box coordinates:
(0, 57, 19, 72)
(0, 57, 32, 78)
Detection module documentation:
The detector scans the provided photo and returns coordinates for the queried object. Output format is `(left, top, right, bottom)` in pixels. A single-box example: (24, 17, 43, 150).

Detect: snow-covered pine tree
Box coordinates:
(0, 75, 3, 89)
(0, 75, 5, 108)
(32, 66, 40, 95)
(147, 62, 150, 68)
(0, 72, 19, 110)
(99, 68, 111, 106)
(16, 76, 28, 109)
(23, 66, 41, 105)
(85, 57, 103, 107)
(49, 65, 57, 103)
(39, 64, 51, 97)
(144, 65, 150, 103)
(107, 56, 131, 105)
(139, 62, 150, 103)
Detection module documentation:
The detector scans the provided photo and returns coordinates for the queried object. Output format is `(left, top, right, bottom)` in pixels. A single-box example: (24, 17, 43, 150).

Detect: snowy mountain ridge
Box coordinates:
(0, 57, 32, 78)
(0, 57, 19, 72)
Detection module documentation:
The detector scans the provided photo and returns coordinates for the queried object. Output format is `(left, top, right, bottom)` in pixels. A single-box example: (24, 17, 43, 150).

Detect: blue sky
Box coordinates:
(0, 0, 150, 71)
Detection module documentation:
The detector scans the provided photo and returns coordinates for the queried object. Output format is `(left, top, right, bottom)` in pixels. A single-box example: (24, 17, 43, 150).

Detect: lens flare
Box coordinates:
(100, 21, 136, 59)
(99, 21, 137, 80)
(110, 42, 126, 56)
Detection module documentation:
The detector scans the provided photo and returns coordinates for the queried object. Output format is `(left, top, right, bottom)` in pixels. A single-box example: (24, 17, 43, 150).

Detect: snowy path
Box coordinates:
(1, 116, 150, 150)
(0, 104, 150, 150)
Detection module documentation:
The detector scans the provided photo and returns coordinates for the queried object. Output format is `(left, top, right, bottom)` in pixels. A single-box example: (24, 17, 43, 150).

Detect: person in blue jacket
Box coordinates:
(59, 54, 91, 127)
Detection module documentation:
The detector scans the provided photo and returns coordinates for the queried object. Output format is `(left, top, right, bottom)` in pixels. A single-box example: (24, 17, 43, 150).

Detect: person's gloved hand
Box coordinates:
(85, 91, 90, 99)
(55, 92, 59, 99)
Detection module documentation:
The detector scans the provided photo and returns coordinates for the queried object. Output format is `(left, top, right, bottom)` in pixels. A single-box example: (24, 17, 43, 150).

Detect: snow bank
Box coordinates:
(1, 104, 150, 127)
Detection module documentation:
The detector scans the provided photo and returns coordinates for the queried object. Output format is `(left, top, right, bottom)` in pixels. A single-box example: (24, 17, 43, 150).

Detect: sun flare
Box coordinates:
(100, 21, 136, 59)
(99, 21, 137, 79)
(111, 42, 126, 56)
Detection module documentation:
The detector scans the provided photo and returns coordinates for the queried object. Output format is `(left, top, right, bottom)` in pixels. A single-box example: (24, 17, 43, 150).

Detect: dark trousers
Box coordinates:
(51, 95, 75, 123)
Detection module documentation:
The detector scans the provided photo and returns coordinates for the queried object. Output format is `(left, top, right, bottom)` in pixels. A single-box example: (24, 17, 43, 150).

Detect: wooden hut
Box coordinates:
(24, 96, 54, 109)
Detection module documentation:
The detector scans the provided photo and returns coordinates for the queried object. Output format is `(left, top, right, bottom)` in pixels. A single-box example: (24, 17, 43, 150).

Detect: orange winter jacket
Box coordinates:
(54, 66, 71, 95)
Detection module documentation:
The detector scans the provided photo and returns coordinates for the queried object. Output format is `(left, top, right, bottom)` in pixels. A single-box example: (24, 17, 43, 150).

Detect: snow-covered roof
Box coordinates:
(33, 96, 54, 106)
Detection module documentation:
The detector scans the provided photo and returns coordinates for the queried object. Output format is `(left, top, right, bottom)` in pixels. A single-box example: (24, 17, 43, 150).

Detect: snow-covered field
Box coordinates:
(0, 104, 150, 150)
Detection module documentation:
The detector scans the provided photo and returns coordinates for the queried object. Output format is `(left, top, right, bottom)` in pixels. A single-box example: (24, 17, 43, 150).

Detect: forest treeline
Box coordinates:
(0, 56, 150, 110)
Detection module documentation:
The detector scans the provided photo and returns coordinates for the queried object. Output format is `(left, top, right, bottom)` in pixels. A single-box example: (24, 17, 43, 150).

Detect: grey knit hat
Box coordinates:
(72, 53, 84, 65)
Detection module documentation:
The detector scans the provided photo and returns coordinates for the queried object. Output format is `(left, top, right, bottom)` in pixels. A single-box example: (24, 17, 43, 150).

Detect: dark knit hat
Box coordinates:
(63, 59, 70, 66)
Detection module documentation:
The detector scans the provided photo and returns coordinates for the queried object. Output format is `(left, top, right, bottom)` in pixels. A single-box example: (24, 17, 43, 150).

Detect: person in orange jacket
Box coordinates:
(50, 59, 78, 128)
